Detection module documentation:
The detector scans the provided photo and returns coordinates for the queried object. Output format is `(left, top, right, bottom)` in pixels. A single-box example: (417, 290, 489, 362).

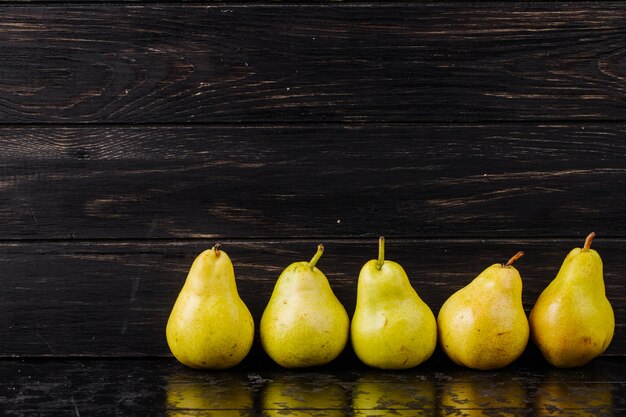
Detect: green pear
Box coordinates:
(351, 237, 437, 369)
(260, 244, 349, 368)
(530, 232, 614, 368)
(437, 251, 529, 370)
(166, 244, 254, 369)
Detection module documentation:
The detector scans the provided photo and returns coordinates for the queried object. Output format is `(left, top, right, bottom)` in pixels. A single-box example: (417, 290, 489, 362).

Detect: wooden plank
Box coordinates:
(1, 124, 625, 239)
(2, 358, 625, 416)
(0, 238, 623, 357)
(0, 4, 625, 122)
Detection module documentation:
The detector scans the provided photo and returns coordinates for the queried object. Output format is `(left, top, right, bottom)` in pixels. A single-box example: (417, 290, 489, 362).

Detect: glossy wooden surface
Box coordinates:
(1, 357, 623, 416)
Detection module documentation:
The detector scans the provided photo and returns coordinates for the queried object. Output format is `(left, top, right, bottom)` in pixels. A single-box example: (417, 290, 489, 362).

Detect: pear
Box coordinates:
(351, 237, 437, 369)
(166, 244, 254, 369)
(437, 251, 529, 370)
(530, 232, 614, 368)
(260, 244, 349, 368)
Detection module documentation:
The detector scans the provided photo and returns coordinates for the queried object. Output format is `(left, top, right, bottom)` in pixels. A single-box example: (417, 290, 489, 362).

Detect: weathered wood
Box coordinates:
(1, 358, 624, 416)
(0, 4, 625, 122)
(0, 238, 622, 357)
(1, 124, 625, 239)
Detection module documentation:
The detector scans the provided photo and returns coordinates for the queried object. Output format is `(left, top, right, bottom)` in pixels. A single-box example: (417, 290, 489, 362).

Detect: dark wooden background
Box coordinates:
(1, 2, 624, 364)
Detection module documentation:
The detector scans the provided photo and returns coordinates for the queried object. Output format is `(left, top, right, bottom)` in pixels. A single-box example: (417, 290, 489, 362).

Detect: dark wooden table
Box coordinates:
(1, 2, 625, 416)
(4, 356, 625, 416)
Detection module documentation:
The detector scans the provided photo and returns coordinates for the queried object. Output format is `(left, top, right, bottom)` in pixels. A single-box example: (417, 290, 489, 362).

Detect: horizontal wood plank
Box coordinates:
(0, 238, 623, 357)
(1, 358, 625, 416)
(1, 124, 625, 239)
(0, 4, 625, 122)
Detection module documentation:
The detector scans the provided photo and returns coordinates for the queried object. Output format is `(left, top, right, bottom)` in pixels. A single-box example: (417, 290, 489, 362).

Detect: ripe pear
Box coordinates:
(351, 237, 437, 369)
(260, 244, 349, 368)
(437, 251, 529, 370)
(166, 244, 254, 369)
(530, 232, 614, 368)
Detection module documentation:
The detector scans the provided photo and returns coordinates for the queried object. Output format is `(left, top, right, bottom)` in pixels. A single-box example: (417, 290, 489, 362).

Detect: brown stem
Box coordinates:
(583, 232, 596, 252)
(213, 243, 221, 256)
(505, 251, 524, 267)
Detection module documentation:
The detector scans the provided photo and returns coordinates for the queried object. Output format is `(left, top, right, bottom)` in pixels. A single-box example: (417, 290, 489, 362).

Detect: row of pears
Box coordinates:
(166, 233, 614, 370)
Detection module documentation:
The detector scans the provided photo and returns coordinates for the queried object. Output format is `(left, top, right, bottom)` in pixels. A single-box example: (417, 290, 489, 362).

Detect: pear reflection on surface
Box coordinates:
(165, 372, 254, 417)
(261, 373, 348, 417)
(439, 373, 527, 417)
(535, 376, 613, 417)
(352, 372, 436, 416)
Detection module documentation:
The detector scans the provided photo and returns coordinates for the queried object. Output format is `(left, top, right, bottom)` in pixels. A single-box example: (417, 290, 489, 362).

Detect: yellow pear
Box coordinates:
(351, 237, 437, 369)
(166, 244, 254, 369)
(530, 232, 614, 368)
(437, 251, 529, 370)
(260, 244, 349, 368)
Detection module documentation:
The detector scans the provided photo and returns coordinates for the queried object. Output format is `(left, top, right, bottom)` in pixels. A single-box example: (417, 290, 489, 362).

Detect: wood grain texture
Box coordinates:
(1, 2, 624, 414)
(1, 124, 625, 239)
(0, 238, 622, 357)
(1, 358, 625, 416)
(0, 3, 625, 122)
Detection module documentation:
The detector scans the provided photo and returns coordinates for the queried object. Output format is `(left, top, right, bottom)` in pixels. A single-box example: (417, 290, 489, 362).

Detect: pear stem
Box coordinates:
(505, 251, 524, 267)
(376, 236, 385, 270)
(583, 232, 596, 252)
(213, 243, 221, 257)
(309, 244, 324, 269)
